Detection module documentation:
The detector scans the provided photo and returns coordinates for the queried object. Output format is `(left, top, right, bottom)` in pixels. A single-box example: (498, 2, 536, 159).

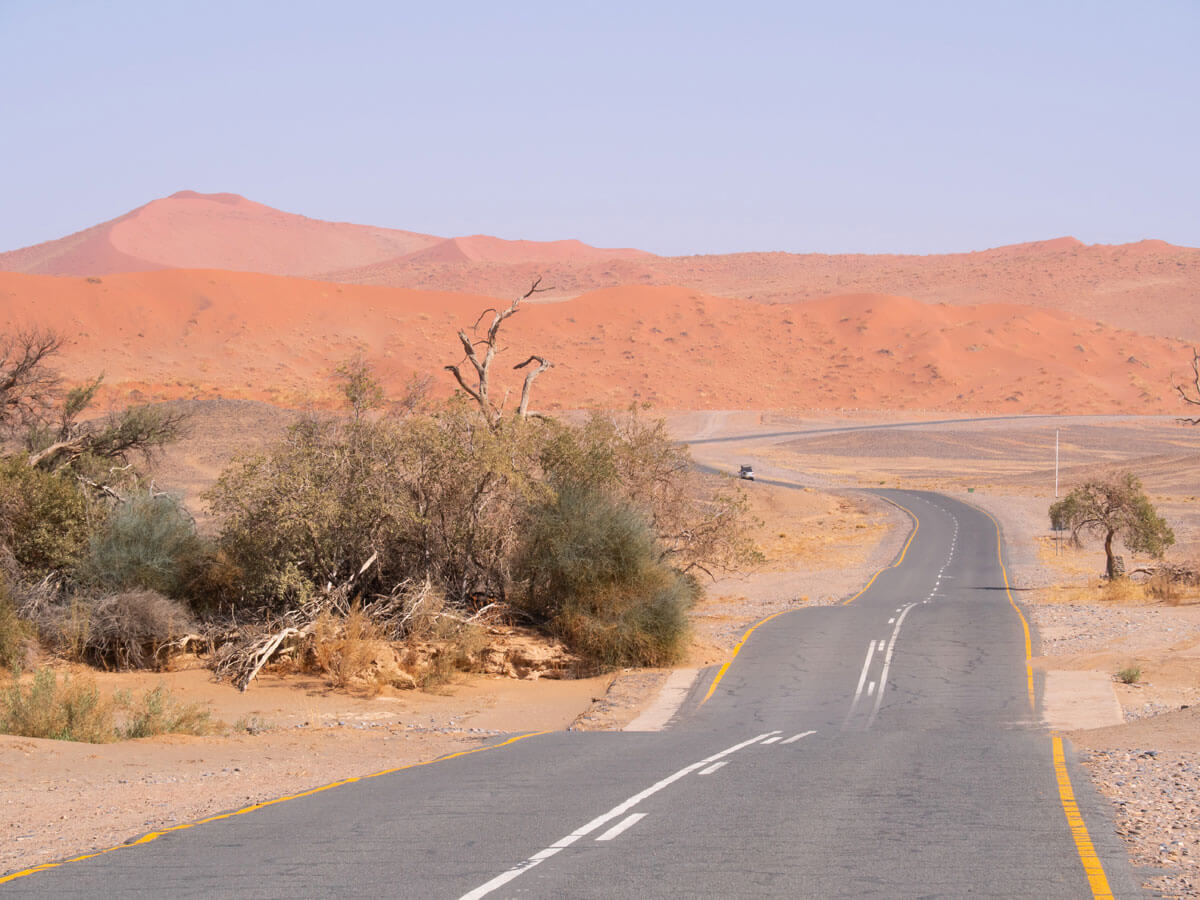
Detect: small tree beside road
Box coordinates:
(1049, 472, 1174, 579)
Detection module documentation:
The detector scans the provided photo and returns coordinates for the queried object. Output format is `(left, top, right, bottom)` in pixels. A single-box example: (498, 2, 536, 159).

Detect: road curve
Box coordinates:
(3, 490, 1142, 898)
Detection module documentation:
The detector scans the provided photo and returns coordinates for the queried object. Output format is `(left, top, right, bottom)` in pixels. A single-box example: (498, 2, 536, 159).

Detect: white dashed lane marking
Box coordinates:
(596, 813, 646, 842)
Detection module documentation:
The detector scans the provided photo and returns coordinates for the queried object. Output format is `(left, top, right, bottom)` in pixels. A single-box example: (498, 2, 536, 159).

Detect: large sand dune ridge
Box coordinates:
(325, 237, 1200, 342)
(0, 269, 1190, 415)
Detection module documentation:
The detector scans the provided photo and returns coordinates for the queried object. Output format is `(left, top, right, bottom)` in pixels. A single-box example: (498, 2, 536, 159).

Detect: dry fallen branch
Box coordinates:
(234, 625, 310, 691)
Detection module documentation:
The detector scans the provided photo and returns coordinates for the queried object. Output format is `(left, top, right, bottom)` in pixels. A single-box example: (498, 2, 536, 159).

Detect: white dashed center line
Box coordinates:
(596, 813, 646, 842)
(781, 730, 815, 744)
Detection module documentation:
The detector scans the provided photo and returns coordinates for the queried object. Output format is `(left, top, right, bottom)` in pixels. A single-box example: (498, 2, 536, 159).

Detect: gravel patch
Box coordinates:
(1029, 603, 1200, 657)
(1082, 748, 1200, 899)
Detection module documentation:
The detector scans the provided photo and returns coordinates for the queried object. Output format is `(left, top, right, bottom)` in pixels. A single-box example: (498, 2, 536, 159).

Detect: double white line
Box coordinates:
(844, 602, 917, 729)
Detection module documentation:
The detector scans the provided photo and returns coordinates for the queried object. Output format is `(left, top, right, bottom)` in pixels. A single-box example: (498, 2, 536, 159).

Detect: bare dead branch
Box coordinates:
(514, 355, 553, 417)
(444, 278, 553, 426)
(28, 405, 190, 471)
(1175, 347, 1200, 425)
(76, 475, 127, 504)
(0, 328, 64, 433)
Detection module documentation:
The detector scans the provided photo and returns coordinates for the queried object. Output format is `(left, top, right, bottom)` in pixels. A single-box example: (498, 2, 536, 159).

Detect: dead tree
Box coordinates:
(1174, 347, 1200, 425)
(445, 279, 553, 426)
(0, 328, 63, 434)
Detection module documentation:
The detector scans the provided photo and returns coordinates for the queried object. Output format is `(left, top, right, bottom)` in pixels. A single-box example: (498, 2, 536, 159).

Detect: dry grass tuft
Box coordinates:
(0, 668, 114, 742)
(1116, 665, 1142, 685)
(306, 607, 390, 690)
(0, 668, 212, 742)
(117, 683, 211, 739)
(1100, 578, 1144, 604)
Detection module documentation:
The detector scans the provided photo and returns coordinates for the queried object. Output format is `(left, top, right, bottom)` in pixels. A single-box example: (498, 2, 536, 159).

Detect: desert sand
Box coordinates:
(1, 269, 1193, 415)
(326, 236, 1200, 342)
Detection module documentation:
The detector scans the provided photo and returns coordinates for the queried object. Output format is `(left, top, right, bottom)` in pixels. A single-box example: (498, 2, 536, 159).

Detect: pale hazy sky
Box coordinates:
(2, 1, 1197, 256)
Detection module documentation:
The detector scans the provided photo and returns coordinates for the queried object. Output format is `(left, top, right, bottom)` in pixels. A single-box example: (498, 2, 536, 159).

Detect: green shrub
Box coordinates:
(1116, 666, 1141, 685)
(207, 403, 546, 611)
(517, 486, 695, 668)
(539, 410, 760, 577)
(207, 416, 411, 610)
(0, 458, 93, 577)
(118, 683, 210, 738)
(0, 667, 115, 742)
(85, 492, 203, 596)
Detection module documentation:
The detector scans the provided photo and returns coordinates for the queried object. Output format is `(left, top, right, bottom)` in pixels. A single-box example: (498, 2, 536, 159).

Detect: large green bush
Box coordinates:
(516, 485, 695, 668)
(539, 410, 760, 578)
(85, 492, 203, 596)
(207, 401, 547, 611)
(0, 458, 94, 577)
(207, 415, 415, 609)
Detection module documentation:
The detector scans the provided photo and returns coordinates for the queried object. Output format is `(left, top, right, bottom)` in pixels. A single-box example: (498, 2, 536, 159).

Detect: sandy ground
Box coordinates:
(2, 269, 1195, 416)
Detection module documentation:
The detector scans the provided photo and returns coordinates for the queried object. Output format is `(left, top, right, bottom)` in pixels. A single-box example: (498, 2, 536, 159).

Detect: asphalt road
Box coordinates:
(6, 490, 1143, 898)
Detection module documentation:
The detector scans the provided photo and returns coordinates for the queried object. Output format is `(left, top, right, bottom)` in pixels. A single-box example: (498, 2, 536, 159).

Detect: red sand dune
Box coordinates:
(326, 238, 1200, 342)
(6, 193, 1198, 342)
(0, 192, 652, 279)
(0, 192, 441, 278)
(0, 270, 1191, 416)
(399, 235, 652, 265)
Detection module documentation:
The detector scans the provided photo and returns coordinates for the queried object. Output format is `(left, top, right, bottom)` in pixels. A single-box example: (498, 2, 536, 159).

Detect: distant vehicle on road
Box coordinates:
(739, 464, 755, 481)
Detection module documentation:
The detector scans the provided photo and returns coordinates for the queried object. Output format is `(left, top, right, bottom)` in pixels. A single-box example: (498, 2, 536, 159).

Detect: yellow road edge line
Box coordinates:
(702, 494, 920, 705)
(842, 495, 919, 605)
(967, 497, 1113, 897)
(699, 610, 792, 705)
(1053, 735, 1116, 899)
(0, 730, 548, 886)
(973, 504, 1036, 712)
